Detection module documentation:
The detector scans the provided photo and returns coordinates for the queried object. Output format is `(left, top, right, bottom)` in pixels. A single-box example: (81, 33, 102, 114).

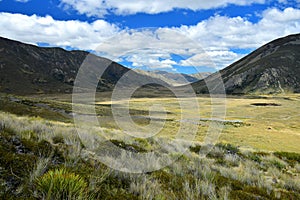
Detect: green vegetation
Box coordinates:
(36, 168, 89, 200)
(0, 111, 299, 199)
(1, 33, 299, 199)
(274, 152, 300, 165)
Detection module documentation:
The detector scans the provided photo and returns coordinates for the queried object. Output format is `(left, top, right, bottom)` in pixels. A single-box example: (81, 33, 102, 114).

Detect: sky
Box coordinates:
(0, 0, 299, 74)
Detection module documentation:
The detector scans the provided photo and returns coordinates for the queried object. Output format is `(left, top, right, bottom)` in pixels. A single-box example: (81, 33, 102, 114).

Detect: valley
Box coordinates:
(1, 92, 300, 199)
(1, 92, 300, 152)
(0, 34, 299, 199)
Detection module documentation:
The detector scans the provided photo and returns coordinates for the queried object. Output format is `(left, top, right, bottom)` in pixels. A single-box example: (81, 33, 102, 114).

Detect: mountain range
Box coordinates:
(134, 70, 211, 86)
(0, 34, 299, 95)
(0, 37, 167, 94)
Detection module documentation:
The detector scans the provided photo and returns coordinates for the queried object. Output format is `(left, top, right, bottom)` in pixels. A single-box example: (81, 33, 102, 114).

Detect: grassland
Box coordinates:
(0, 92, 299, 199)
(95, 94, 300, 153)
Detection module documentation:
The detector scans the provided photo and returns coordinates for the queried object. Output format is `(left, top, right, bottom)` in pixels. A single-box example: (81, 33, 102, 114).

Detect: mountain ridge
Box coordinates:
(134, 69, 211, 86)
(0, 36, 168, 94)
(1, 34, 299, 95)
(192, 33, 300, 94)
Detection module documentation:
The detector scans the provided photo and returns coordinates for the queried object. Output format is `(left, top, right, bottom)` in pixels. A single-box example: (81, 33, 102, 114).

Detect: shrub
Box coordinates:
(35, 168, 89, 200)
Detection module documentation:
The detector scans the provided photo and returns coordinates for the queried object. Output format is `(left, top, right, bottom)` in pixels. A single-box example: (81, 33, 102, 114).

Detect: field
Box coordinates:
(0, 92, 300, 199)
(2, 92, 299, 152)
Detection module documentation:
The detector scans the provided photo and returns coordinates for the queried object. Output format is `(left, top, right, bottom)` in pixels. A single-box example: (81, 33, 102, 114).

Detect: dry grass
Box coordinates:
(3, 92, 299, 152)
(0, 111, 299, 199)
(0, 93, 300, 199)
(93, 94, 300, 153)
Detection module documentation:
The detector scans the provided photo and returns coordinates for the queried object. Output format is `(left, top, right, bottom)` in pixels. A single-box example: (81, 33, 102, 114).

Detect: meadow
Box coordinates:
(8, 92, 298, 152)
(0, 92, 299, 199)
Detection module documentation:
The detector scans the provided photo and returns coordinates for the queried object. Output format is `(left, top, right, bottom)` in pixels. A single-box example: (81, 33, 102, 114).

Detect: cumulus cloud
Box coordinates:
(178, 7, 300, 48)
(59, 0, 266, 17)
(172, 7, 300, 69)
(96, 29, 199, 58)
(93, 29, 201, 71)
(0, 7, 299, 71)
(0, 12, 119, 50)
(128, 54, 177, 71)
(179, 51, 243, 69)
(97, 7, 300, 70)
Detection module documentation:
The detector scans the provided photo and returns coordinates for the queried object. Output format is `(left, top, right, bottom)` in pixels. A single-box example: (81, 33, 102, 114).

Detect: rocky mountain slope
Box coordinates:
(134, 70, 210, 86)
(0, 37, 167, 94)
(192, 33, 300, 94)
(189, 72, 212, 80)
(2, 34, 299, 95)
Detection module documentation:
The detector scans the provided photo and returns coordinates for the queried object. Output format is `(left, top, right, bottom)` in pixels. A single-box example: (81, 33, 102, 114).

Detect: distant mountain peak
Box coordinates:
(134, 69, 211, 86)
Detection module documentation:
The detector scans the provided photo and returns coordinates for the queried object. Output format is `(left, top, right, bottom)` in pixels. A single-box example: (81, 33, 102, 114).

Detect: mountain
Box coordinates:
(3, 34, 299, 95)
(0, 37, 167, 94)
(189, 72, 212, 80)
(192, 33, 300, 94)
(134, 70, 210, 86)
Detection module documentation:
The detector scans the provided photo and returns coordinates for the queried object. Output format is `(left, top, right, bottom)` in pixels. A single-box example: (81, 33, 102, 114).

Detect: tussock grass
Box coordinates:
(1, 111, 300, 199)
(35, 168, 89, 200)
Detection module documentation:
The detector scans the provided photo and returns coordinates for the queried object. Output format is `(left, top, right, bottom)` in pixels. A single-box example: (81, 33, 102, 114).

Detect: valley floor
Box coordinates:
(0, 93, 299, 199)
(2, 92, 299, 152)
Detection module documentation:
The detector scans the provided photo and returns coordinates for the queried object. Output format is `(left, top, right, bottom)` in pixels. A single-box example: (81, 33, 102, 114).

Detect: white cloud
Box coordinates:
(0, 12, 119, 50)
(97, 7, 300, 70)
(178, 7, 300, 48)
(127, 53, 178, 71)
(0, 7, 299, 71)
(59, 0, 266, 17)
(262, 7, 300, 22)
(172, 7, 300, 69)
(180, 51, 244, 69)
(93, 29, 212, 71)
(96, 29, 198, 58)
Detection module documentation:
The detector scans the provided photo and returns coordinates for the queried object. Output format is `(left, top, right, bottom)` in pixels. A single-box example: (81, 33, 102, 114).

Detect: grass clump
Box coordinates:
(1, 111, 300, 199)
(274, 151, 300, 165)
(261, 155, 288, 170)
(216, 143, 239, 155)
(35, 168, 89, 200)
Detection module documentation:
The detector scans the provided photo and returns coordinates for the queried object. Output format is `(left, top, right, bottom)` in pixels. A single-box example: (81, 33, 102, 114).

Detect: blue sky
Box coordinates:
(0, 0, 300, 74)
